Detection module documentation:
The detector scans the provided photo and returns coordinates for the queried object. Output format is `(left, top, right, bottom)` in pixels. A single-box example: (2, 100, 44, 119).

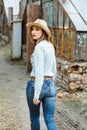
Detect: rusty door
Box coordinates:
(26, 3, 41, 72)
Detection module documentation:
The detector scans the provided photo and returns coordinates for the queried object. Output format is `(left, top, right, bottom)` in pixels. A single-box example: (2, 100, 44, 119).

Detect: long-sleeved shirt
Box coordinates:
(30, 40, 57, 99)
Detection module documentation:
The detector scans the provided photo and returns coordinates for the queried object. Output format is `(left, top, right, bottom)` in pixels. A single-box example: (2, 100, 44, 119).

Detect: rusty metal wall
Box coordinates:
(42, 0, 53, 27)
(76, 33, 87, 61)
(41, 0, 87, 61)
(26, 3, 41, 72)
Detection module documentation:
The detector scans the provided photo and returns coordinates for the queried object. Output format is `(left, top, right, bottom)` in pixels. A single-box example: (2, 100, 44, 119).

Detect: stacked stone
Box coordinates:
(56, 58, 87, 92)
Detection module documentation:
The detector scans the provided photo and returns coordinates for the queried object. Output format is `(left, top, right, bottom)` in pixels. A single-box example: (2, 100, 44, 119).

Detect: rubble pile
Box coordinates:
(56, 58, 87, 93)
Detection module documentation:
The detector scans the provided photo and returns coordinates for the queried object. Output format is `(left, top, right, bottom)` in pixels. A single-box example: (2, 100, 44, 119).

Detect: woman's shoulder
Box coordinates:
(35, 40, 54, 52)
(35, 40, 47, 48)
(37, 40, 53, 47)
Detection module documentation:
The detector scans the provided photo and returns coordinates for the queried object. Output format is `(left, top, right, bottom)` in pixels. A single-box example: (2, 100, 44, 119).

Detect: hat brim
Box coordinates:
(26, 22, 51, 37)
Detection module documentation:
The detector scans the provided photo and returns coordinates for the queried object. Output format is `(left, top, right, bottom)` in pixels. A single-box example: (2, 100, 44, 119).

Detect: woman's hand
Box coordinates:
(33, 98, 40, 105)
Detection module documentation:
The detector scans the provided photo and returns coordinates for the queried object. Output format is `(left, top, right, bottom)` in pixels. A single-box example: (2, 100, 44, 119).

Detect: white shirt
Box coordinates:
(30, 40, 57, 99)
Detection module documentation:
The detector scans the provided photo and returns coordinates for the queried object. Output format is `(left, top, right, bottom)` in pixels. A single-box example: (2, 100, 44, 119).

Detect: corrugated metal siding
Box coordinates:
(59, 0, 87, 31)
(42, 1, 53, 27)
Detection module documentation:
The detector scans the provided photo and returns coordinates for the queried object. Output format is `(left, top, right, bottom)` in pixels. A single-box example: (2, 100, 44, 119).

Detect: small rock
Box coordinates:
(57, 92, 65, 98)
(85, 113, 87, 118)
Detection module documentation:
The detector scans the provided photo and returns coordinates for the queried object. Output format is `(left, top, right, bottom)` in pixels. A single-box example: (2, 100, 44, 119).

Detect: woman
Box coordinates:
(26, 19, 58, 130)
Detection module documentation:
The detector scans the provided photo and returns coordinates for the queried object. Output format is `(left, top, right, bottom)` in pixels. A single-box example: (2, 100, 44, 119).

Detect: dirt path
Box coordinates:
(0, 43, 87, 130)
(0, 44, 29, 130)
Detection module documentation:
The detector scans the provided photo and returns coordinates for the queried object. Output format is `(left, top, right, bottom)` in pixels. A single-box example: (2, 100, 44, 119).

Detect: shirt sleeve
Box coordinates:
(53, 50, 57, 80)
(33, 45, 44, 99)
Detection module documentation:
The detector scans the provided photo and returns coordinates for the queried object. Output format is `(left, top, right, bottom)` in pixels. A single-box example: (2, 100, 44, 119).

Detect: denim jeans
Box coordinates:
(26, 79, 58, 130)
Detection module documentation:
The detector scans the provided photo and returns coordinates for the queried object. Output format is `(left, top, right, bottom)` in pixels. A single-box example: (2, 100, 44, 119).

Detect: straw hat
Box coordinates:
(26, 19, 51, 38)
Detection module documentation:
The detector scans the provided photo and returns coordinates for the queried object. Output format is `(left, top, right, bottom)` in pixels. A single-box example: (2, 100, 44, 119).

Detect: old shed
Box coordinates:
(41, 0, 87, 92)
(26, 0, 87, 91)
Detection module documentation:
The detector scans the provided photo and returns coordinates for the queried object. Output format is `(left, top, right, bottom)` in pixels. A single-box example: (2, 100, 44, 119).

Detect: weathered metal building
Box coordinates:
(27, 0, 87, 92)
(27, 0, 87, 61)
(42, 0, 87, 92)
(41, 0, 87, 61)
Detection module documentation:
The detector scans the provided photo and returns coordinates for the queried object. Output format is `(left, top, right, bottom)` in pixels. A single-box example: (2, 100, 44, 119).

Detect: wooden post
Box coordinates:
(8, 7, 13, 44)
(61, 29, 65, 57)
(51, 27, 54, 45)
(56, 28, 59, 56)
(68, 30, 71, 59)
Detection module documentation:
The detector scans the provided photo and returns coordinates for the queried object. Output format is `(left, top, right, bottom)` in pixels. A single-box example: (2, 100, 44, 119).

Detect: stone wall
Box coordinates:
(56, 58, 87, 92)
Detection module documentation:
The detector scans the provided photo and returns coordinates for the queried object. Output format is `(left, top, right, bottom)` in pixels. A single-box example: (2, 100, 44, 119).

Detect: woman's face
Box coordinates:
(31, 26, 43, 40)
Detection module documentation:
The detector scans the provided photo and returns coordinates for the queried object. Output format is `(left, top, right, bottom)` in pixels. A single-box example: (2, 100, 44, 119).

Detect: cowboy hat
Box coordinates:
(26, 19, 51, 37)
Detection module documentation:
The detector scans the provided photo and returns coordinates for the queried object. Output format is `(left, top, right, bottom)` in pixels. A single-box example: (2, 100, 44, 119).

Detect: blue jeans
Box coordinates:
(26, 79, 58, 130)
